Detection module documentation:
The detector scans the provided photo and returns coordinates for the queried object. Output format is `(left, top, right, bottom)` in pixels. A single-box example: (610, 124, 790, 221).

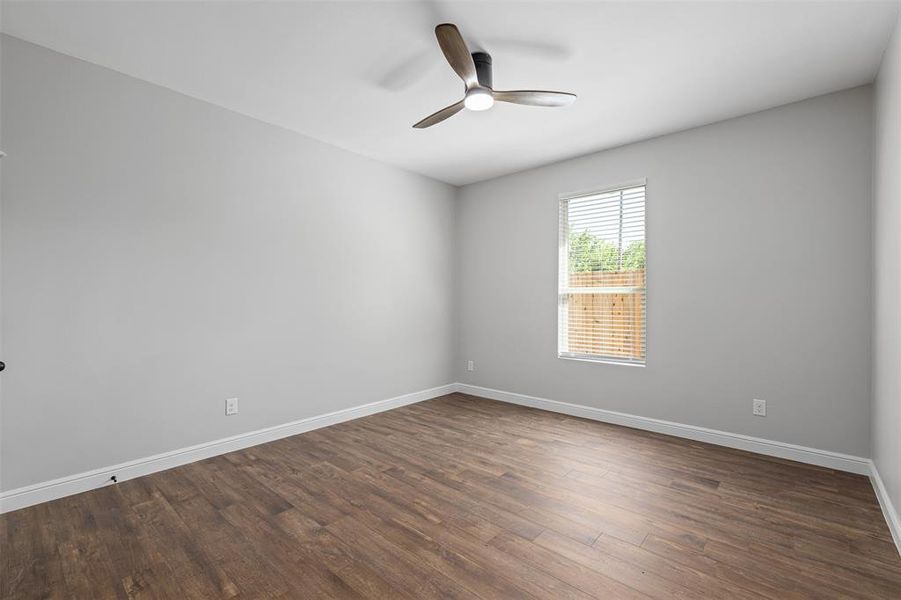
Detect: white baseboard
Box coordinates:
(0, 383, 456, 514)
(457, 382, 898, 557)
(5, 380, 897, 559)
(869, 460, 901, 556)
(454, 383, 872, 475)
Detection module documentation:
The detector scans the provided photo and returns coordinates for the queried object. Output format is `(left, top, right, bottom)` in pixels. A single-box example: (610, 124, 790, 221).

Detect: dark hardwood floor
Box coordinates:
(2, 393, 900, 599)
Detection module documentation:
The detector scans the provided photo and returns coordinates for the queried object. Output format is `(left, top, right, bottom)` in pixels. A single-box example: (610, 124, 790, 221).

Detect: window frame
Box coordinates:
(557, 179, 647, 367)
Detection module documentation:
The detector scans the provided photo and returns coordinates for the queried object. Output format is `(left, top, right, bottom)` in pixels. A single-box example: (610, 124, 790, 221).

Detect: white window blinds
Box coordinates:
(558, 183, 646, 365)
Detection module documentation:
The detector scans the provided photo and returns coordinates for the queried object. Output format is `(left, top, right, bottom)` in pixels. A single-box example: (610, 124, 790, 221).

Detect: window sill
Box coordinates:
(558, 354, 646, 368)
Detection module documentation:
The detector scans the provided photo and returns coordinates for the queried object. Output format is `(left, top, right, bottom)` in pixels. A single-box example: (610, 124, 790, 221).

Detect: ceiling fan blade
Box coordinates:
(413, 99, 465, 129)
(435, 24, 479, 89)
(493, 90, 577, 107)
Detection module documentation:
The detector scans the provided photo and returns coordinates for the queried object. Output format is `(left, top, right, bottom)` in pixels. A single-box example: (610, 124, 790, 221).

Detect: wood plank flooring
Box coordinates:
(2, 393, 900, 599)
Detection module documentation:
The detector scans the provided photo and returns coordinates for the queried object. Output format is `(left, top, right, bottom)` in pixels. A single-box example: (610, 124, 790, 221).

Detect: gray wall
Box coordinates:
(873, 14, 901, 521)
(0, 36, 456, 491)
(456, 87, 873, 457)
(0, 33, 884, 494)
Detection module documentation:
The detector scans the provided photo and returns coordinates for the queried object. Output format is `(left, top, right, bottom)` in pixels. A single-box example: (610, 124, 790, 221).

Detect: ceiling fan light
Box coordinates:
(464, 88, 494, 111)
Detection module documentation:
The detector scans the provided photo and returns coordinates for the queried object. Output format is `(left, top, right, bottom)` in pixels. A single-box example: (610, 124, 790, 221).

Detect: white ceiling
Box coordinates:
(2, 1, 899, 185)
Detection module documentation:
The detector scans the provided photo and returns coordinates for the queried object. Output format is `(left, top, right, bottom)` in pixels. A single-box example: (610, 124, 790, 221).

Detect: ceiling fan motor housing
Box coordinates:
(472, 52, 493, 89)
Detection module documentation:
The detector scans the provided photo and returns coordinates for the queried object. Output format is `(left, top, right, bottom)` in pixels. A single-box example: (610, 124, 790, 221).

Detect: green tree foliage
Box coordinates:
(568, 231, 645, 272)
(621, 240, 646, 271)
(568, 230, 618, 272)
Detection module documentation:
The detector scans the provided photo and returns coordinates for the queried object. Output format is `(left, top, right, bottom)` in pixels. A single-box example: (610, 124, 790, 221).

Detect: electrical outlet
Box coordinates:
(467, 360, 474, 372)
(226, 397, 239, 416)
(752, 398, 766, 417)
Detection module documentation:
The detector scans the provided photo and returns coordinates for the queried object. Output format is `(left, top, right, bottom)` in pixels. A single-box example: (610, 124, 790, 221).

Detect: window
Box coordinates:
(558, 182, 646, 365)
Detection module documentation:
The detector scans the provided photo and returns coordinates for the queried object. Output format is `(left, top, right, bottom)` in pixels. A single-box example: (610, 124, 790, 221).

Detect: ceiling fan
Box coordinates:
(413, 24, 576, 129)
